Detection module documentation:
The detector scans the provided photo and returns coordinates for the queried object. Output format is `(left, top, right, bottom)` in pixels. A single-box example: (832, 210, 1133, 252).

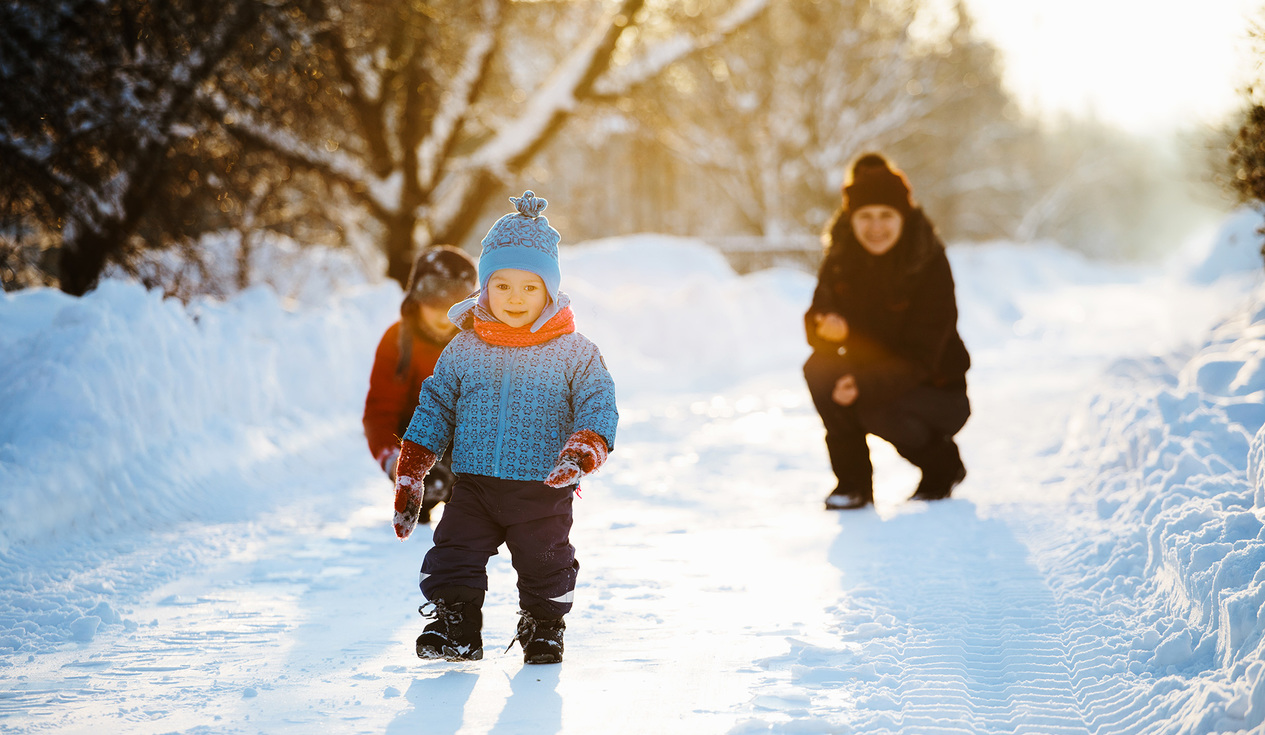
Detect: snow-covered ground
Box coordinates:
(3, 212, 1265, 734)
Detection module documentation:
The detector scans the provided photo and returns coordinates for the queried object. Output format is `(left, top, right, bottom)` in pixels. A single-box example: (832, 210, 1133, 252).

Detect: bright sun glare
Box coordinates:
(959, 0, 1257, 134)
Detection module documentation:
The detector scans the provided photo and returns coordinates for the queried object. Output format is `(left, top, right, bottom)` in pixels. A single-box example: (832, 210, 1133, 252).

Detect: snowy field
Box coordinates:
(3, 211, 1265, 734)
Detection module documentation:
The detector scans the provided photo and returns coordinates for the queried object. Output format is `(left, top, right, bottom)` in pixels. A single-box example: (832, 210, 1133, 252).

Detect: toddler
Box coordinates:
(392, 191, 618, 665)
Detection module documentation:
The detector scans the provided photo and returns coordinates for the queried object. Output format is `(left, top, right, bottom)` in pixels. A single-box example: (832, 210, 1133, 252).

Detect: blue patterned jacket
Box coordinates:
(403, 322, 618, 482)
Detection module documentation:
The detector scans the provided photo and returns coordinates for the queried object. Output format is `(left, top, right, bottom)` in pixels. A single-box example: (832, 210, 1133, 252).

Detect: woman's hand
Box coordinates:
(832, 375, 858, 406)
(814, 312, 849, 342)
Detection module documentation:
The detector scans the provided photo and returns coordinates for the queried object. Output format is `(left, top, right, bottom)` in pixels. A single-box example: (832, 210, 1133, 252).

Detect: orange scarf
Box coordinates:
(473, 306, 576, 347)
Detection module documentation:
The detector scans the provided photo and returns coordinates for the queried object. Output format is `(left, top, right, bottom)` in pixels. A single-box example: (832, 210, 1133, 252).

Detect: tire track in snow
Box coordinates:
(1013, 514, 1215, 735)
(736, 494, 1093, 734)
(681, 374, 1097, 733)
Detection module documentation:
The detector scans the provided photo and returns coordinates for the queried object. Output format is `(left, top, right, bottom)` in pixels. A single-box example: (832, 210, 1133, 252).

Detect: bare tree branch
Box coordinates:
(316, 3, 395, 174)
(416, 0, 503, 197)
(591, 0, 770, 99)
(200, 89, 393, 220)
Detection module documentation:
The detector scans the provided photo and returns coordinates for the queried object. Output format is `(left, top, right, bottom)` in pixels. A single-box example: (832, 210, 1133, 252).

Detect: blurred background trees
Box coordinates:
(205, 0, 769, 286)
(0, 0, 1242, 296)
(539, 0, 1207, 262)
(1227, 8, 1265, 223)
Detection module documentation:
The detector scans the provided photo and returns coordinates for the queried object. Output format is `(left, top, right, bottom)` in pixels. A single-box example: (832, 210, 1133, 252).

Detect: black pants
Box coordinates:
(804, 352, 970, 494)
(420, 474, 578, 618)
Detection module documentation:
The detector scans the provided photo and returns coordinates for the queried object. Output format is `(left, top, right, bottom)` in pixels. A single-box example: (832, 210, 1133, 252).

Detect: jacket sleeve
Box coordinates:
(570, 342, 619, 451)
(804, 255, 844, 353)
(850, 251, 960, 404)
(363, 324, 411, 461)
(402, 340, 461, 457)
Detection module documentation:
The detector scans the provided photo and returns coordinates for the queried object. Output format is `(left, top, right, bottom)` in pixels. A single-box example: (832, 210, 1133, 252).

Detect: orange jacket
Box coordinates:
(363, 321, 446, 466)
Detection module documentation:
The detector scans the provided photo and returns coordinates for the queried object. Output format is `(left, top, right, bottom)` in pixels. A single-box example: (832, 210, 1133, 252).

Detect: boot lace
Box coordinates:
(505, 609, 562, 652)
(505, 610, 534, 653)
(419, 600, 464, 632)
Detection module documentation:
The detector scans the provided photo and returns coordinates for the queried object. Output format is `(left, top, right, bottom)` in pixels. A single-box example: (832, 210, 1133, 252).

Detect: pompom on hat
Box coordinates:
(471, 190, 564, 332)
(842, 153, 914, 215)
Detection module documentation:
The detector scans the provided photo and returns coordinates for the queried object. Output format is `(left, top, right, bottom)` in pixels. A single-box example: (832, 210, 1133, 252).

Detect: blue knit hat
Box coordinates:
(476, 191, 563, 331)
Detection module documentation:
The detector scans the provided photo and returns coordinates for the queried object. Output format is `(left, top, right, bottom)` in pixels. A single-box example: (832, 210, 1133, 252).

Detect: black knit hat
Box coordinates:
(396, 246, 477, 377)
(402, 245, 478, 312)
(842, 153, 913, 215)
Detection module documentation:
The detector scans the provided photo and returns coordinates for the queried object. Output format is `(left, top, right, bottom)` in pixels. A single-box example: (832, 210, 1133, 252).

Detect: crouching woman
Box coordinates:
(804, 153, 971, 510)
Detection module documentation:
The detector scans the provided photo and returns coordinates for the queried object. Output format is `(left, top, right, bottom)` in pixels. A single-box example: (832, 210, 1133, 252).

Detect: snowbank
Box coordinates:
(1052, 281, 1265, 729)
(561, 234, 815, 394)
(1183, 206, 1265, 285)
(0, 279, 402, 551)
(947, 240, 1143, 349)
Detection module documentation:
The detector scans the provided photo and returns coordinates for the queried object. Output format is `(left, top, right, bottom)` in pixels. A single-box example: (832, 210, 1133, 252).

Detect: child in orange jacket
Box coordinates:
(363, 246, 477, 523)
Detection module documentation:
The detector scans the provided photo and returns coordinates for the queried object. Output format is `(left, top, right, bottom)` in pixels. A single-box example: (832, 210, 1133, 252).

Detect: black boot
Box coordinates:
(508, 609, 565, 665)
(820, 431, 873, 511)
(908, 437, 966, 501)
(824, 485, 873, 510)
(804, 359, 876, 512)
(416, 586, 484, 661)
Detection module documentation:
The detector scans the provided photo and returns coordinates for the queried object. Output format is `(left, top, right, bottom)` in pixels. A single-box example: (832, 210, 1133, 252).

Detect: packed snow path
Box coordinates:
(2, 236, 1262, 734)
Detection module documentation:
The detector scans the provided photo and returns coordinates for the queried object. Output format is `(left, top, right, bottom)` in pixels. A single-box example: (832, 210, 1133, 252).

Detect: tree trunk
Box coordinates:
(430, 169, 502, 252)
(58, 225, 116, 297)
(237, 230, 253, 291)
(384, 213, 416, 288)
(56, 142, 175, 295)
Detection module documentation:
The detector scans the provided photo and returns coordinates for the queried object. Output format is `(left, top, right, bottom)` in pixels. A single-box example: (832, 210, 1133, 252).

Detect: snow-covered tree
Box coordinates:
(615, 0, 961, 239)
(0, 0, 280, 295)
(570, 0, 1190, 258)
(207, 0, 770, 286)
(881, 2, 1031, 241)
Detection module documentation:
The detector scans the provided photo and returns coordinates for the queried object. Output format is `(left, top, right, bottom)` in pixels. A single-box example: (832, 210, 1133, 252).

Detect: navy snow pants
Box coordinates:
(420, 474, 578, 619)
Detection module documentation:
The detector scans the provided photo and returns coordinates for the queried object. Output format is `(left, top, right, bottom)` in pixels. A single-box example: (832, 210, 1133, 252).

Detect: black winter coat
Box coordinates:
(805, 207, 970, 406)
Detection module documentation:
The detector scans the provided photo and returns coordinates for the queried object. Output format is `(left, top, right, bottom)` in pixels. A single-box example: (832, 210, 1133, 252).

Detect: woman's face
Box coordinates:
(851, 205, 903, 255)
(487, 268, 548, 327)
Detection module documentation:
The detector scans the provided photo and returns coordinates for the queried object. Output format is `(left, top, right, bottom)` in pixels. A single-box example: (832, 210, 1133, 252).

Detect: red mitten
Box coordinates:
(393, 440, 437, 539)
(545, 430, 609, 488)
(376, 446, 400, 480)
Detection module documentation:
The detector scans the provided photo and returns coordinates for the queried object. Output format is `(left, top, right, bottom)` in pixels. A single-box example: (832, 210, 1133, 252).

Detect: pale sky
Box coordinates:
(957, 0, 1259, 135)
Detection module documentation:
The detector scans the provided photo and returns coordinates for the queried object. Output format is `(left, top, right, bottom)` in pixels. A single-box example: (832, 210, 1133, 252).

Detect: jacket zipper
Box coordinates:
(492, 346, 517, 474)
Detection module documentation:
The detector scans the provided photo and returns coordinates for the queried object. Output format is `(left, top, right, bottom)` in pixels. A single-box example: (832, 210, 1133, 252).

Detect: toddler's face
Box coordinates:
(487, 269, 548, 328)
